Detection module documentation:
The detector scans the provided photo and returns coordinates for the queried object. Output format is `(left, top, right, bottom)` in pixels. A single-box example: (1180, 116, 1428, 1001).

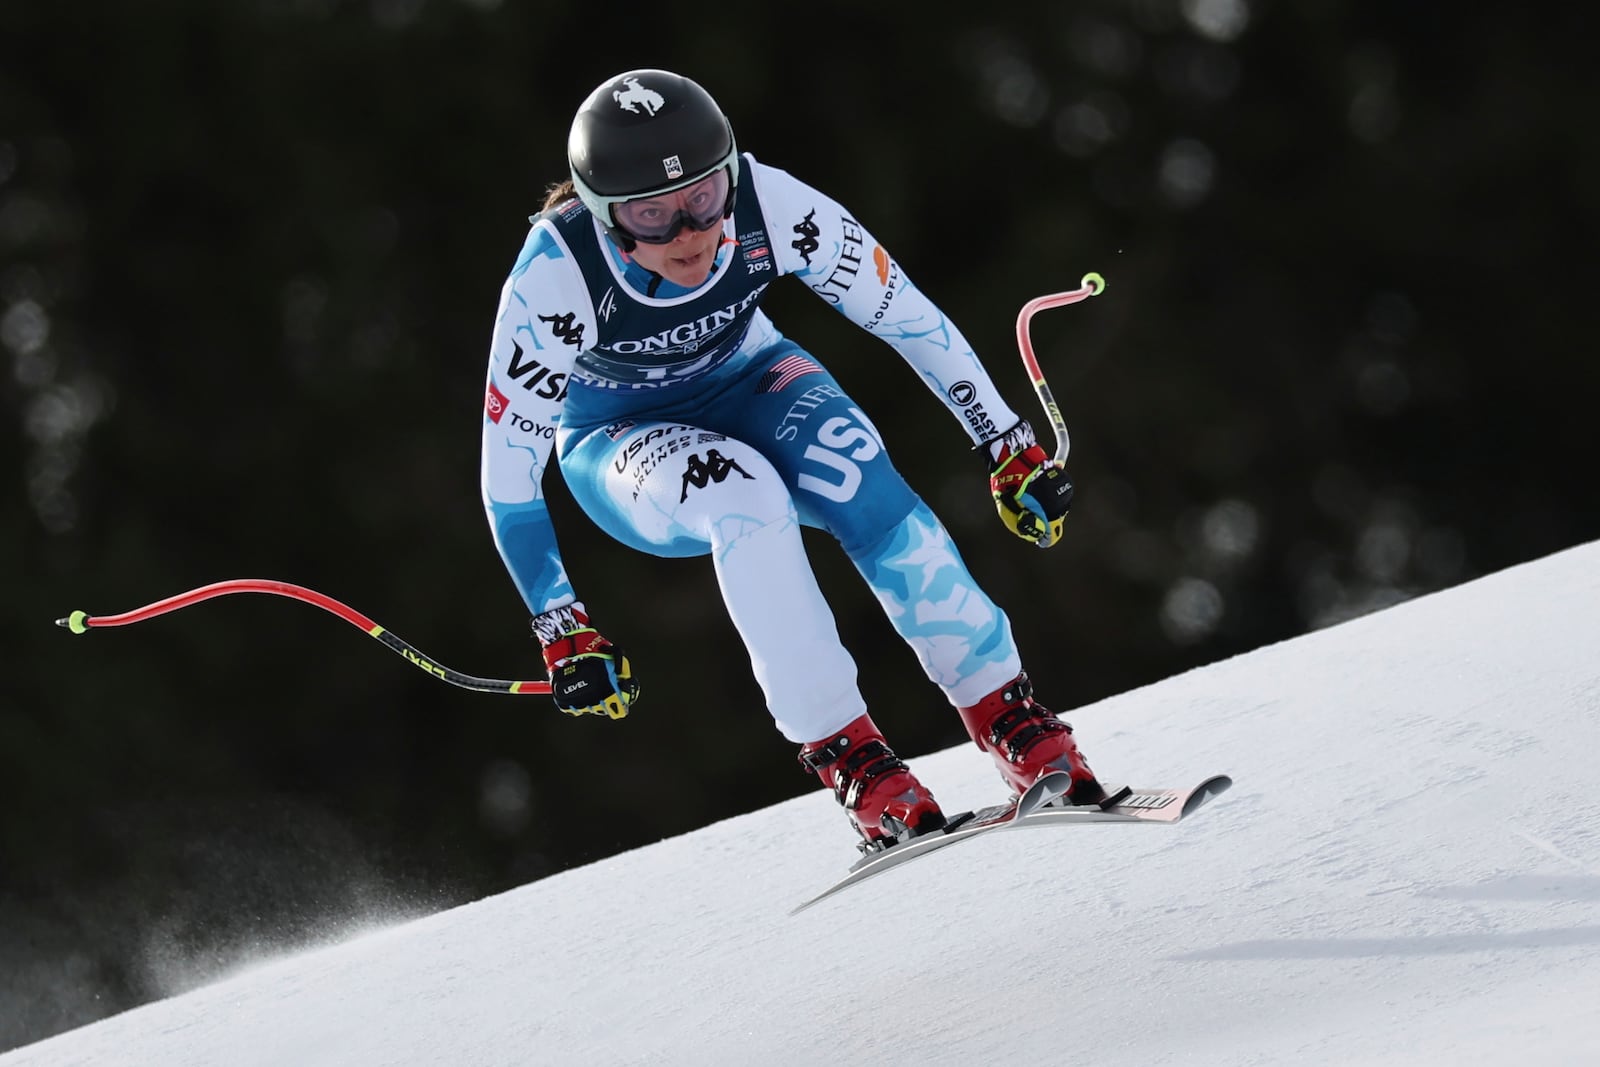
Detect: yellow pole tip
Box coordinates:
(1082, 271, 1106, 295)
(59, 610, 90, 634)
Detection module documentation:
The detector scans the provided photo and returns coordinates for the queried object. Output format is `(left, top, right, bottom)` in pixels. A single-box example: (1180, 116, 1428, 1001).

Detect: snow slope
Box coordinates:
(6, 542, 1600, 1066)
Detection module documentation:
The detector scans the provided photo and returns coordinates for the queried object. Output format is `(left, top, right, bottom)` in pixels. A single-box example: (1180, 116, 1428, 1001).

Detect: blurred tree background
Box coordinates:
(3, 0, 1596, 1049)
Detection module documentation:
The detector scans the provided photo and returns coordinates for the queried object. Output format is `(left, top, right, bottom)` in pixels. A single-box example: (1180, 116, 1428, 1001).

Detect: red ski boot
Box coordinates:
(956, 672, 1107, 806)
(799, 714, 947, 852)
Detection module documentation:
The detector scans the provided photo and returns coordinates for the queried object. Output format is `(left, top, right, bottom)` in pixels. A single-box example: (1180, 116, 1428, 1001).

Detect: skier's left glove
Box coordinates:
(533, 603, 639, 719)
(987, 420, 1074, 548)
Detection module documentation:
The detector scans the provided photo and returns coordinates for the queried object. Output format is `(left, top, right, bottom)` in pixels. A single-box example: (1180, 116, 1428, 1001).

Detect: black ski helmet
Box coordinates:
(568, 69, 739, 250)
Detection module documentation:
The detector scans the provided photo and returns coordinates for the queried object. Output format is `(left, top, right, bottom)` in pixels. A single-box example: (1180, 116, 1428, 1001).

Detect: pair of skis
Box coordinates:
(791, 773, 1232, 914)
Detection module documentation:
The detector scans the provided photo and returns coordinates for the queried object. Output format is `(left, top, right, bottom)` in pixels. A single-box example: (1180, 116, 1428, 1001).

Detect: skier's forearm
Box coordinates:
(486, 499, 574, 616)
(867, 273, 1022, 446)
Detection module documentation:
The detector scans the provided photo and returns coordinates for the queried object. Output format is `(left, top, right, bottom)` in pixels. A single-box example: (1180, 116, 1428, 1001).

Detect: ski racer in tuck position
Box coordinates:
(480, 68, 1105, 852)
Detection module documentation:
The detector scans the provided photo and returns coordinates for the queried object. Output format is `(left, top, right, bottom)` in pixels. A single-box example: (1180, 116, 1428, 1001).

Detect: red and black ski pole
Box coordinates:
(56, 282, 1104, 698)
(56, 579, 551, 696)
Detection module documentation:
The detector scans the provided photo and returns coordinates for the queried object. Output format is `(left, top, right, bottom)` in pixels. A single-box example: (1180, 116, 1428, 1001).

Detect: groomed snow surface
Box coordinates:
(7, 542, 1599, 1066)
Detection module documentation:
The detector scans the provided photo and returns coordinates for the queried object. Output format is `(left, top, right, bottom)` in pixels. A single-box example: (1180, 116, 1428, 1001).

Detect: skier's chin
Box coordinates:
(662, 246, 714, 286)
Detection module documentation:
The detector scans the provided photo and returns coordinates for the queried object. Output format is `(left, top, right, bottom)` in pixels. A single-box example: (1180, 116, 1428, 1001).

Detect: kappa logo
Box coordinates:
(680, 449, 753, 502)
(791, 209, 820, 266)
(538, 310, 585, 349)
(612, 76, 664, 116)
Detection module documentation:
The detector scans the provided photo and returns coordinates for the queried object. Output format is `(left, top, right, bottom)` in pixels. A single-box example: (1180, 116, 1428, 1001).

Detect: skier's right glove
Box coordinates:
(532, 603, 639, 719)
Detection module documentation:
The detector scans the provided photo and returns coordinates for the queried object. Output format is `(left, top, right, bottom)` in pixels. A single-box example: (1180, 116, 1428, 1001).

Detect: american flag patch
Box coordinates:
(756, 354, 823, 394)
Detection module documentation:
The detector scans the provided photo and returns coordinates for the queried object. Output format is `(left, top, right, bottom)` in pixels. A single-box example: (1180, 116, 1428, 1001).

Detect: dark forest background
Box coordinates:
(3, 0, 1596, 1050)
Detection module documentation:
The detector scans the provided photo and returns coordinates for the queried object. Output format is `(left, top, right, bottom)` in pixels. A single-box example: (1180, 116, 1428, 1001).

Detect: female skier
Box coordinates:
(480, 69, 1104, 851)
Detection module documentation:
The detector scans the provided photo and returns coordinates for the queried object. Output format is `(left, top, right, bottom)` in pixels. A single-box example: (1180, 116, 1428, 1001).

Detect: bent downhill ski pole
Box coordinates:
(57, 579, 552, 695)
(1015, 271, 1105, 464)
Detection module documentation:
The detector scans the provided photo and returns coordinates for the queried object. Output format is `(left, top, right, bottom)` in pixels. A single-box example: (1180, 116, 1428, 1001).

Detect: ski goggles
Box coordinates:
(611, 167, 732, 244)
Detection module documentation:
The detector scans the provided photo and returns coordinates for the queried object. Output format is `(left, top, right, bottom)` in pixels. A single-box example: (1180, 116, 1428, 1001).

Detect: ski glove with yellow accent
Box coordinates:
(988, 420, 1074, 548)
(533, 603, 639, 719)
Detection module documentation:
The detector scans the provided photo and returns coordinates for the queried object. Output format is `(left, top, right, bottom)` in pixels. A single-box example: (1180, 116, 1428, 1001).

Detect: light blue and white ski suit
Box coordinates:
(481, 154, 1026, 742)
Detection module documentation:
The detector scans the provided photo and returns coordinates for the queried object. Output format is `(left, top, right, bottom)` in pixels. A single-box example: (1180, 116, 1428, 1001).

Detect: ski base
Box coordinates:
(790, 774, 1231, 915)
